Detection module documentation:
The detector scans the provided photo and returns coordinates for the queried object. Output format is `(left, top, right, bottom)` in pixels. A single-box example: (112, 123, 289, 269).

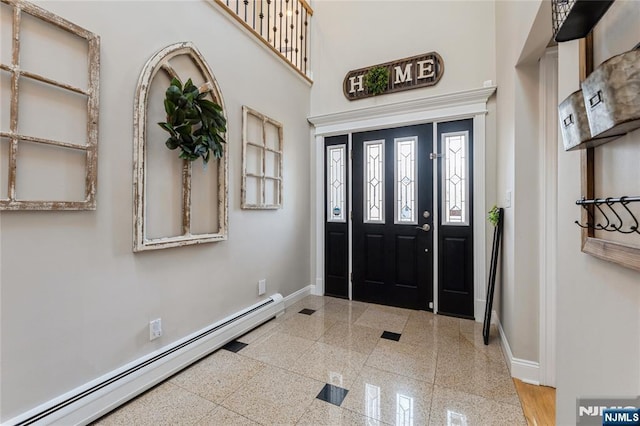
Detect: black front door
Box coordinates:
(437, 119, 474, 318)
(352, 124, 433, 310)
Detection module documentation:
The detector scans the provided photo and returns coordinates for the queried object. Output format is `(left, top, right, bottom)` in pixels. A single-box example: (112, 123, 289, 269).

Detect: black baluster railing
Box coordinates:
(284, 0, 289, 61)
(252, 0, 256, 32)
(294, 3, 299, 68)
(213, 0, 312, 81)
(259, 0, 264, 37)
(267, 0, 271, 42)
(279, 0, 283, 54)
(303, 6, 308, 74)
(272, 0, 277, 49)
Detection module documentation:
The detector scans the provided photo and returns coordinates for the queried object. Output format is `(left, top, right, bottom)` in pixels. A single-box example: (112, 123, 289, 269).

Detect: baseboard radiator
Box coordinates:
(6, 294, 285, 426)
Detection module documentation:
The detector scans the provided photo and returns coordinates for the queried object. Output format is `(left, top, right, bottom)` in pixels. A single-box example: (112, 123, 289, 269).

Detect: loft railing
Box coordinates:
(214, 0, 312, 82)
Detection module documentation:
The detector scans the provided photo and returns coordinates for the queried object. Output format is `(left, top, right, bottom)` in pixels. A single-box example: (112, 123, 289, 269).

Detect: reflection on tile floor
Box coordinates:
(93, 296, 526, 425)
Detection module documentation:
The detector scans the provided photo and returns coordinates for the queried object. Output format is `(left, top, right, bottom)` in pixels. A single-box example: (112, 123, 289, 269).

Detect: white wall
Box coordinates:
(496, 0, 640, 423)
(310, 0, 496, 116)
(494, 0, 547, 364)
(0, 1, 311, 420)
(555, 1, 640, 423)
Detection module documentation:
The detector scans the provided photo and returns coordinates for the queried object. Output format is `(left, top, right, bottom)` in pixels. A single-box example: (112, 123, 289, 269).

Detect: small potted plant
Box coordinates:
(488, 205, 500, 227)
(158, 77, 226, 164)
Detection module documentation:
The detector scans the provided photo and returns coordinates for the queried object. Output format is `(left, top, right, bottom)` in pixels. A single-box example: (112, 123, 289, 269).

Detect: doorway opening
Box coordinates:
(324, 120, 474, 316)
(309, 86, 495, 321)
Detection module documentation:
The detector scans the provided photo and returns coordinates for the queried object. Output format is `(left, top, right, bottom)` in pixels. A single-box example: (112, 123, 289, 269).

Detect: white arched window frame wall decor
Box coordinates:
(133, 42, 228, 252)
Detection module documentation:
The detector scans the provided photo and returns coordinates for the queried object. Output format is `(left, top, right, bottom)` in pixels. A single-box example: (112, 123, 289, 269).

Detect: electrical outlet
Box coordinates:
(149, 318, 162, 341)
(505, 190, 512, 208)
(258, 279, 266, 296)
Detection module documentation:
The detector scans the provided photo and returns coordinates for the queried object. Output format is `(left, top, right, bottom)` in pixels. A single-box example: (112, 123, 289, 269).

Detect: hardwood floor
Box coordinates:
(514, 379, 556, 426)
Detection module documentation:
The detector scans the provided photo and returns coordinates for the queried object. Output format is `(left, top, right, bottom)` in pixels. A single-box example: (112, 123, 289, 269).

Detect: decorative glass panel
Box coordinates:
(326, 144, 346, 222)
(394, 137, 417, 224)
(364, 140, 385, 223)
(442, 131, 469, 225)
(396, 393, 414, 426)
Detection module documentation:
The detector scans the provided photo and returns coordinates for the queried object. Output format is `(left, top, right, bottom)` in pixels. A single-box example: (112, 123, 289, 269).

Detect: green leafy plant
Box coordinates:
(488, 205, 500, 227)
(158, 77, 226, 164)
(364, 66, 390, 95)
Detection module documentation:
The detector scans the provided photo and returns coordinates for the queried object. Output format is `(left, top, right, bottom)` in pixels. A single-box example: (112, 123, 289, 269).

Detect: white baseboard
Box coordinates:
(474, 299, 486, 323)
(497, 315, 540, 385)
(474, 300, 500, 324)
(312, 277, 323, 296)
(284, 284, 312, 307)
(5, 294, 285, 426)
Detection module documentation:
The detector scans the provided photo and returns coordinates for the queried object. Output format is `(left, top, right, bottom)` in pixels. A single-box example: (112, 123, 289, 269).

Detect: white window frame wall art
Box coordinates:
(0, 0, 100, 210)
(241, 105, 283, 209)
(133, 42, 228, 252)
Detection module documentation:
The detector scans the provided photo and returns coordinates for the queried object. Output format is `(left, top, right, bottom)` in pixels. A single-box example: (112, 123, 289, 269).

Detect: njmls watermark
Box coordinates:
(577, 397, 640, 425)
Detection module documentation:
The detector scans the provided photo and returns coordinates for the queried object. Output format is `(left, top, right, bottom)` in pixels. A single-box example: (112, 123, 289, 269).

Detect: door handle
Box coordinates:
(416, 224, 431, 232)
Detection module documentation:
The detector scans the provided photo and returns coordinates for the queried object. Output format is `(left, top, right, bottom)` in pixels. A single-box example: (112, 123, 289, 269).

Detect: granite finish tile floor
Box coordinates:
(93, 296, 526, 425)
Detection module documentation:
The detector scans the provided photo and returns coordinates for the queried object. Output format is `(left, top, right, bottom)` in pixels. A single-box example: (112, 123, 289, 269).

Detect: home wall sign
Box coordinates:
(342, 52, 444, 101)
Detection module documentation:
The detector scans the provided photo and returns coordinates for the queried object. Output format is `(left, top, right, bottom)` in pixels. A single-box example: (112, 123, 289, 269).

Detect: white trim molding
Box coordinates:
(309, 86, 496, 316)
(497, 315, 541, 385)
(309, 86, 496, 136)
(311, 279, 323, 296)
(472, 111, 488, 322)
(285, 285, 313, 306)
(538, 46, 558, 388)
(313, 134, 325, 298)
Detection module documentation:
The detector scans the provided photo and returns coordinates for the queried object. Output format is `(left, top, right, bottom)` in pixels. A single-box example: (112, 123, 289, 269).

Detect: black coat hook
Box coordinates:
(619, 197, 640, 235)
(594, 201, 613, 231)
(575, 200, 597, 229)
(605, 198, 624, 232)
(575, 196, 640, 235)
